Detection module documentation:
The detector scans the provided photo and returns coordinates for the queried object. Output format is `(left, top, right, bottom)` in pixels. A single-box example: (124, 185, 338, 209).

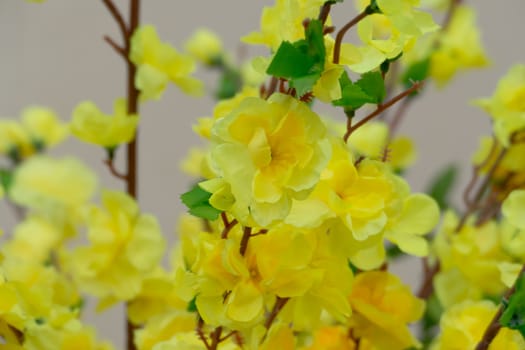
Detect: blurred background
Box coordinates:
(1, 0, 525, 347)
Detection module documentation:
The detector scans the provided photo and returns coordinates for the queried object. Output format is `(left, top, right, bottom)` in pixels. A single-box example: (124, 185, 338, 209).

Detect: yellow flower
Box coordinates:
(287, 139, 438, 269)
(184, 28, 224, 65)
(475, 64, 525, 146)
(135, 311, 196, 350)
(0, 119, 32, 159)
(303, 326, 357, 350)
(431, 300, 525, 350)
(24, 319, 114, 350)
(432, 212, 514, 306)
(347, 0, 438, 73)
(64, 190, 165, 300)
(207, 93, 331, 226)
(9, 156, 97, 229)
(130, 25, 203, 100)
(21, 107, 68, 150)
(242, 0, 326, 51)
(430, 5, 489, 86)
(349, 271, 425, 350)
(71, 98, 139, 149)
(502, 189, 525, 229)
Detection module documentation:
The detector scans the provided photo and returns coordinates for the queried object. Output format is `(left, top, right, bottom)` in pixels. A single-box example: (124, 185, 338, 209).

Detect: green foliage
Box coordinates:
(266, 19, 326, 97)
(366, 0, 382, 14)
(421, 294, 444, 347)
(501, 272, 525, 338)
(216, 68, 242, 100)
(333, 70, 386, 111)
(402, 57, 430, 90)
(0, 168, 14, 194)
(181, 184, 221, 220)
(187, 297, 198, 313)
(426, 164, 458, 210)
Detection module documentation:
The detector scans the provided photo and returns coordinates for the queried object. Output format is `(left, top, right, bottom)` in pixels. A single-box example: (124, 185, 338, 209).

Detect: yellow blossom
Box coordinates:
(242, 0, 326, 51)
(71, 98, 139, 149)
(21, 107, 68, 150)
(184, 28, 224, 65)
(9, 156, 97, 229)
(502, 189, 525, 229)
(348, 271, 424, 350)
(431, 300, 525, 350)
(430, 5, 489, 86)
(475, 64, 525, 146)
(0, 120, 33, 159)
(64, 190, 165, 300)
(135, 311, 196, 350)
(303, 326, 356, 350)
(206, 93, 331, 226)
(130, 25, 203, 100)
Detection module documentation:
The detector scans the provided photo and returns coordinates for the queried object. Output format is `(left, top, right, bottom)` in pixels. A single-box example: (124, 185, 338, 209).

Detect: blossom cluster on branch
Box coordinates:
(1, 0, 524, 349)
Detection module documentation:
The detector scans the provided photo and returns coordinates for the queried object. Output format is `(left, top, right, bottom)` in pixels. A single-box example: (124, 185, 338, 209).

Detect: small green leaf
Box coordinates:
(426, 164, 458, 210)
(0, 168, 14, 194)
(181, 184, 221, 220)
(266, 41, 316, 79)
(290, 73, 321, 97)
(215, 68, 242, 100)
(356, 71, 386, 103)
(333, 83, 375, 109)
(501, 272, 525, 338)
(187, 297, 198, 313)
(366, 0, 381, 14)
(402, 58, 430, 89)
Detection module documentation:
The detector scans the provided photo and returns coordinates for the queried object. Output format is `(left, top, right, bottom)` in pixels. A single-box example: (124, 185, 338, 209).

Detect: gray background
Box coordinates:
(1, 0, 524, 347)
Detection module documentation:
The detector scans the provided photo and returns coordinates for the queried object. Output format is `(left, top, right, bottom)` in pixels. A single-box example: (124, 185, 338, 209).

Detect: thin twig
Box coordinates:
(333, 11, 368, 64)
(104, 35, 127, 59)
(475, 264, 525, 350)
(417, 259, 440, 299)
(344, 81, 423, 142)
(103, 158, 128, 181)
(264, 297, 290, 330)
(196, 317, 212, 350)
(239, 227, 252, 256)
(220, 212, 238, 239)
(318, 2, 332, 25)
(101, 0, 129, 39)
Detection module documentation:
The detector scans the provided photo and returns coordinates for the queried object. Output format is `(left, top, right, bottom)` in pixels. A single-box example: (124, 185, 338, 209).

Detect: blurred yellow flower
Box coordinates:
(184, 28, 224, 65)
(71, 98, 138, 150)
(130, 25, 203, 100)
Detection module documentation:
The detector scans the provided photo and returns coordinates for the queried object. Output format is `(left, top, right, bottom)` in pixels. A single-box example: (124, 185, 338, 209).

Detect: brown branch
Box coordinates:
(196, 317, 212, 350)
(103, 158, 128, 181)
(104, 35, 127, 59)
(441, 0, 463, 31)
(101, 0, 129, 39)
(387, 97, 412, 139)
(318, 2, 332, 25)
(475, 264, 525, 350)
(417, 259, 440, 299)
(220, 212, 238, 239)
(209, 327, 223, 350)
(344, 81, 423, 142)
(456, 148, 507, 233)
(239, 227, 252, 256)
(8, 325, 24, 345)
(333, 10, 369, 64)
(264, 297, 290, 330)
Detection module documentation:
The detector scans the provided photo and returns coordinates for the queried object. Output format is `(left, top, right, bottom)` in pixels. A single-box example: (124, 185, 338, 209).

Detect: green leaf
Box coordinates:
(0, 168, 14, 194)
(402, 57, 430, 89)
(187, 297, 198, 313)
(333, 83, 375, 109)
(356, 71, 386, 103)
(266, 19, 326, 97)
(501, 272, 525, 338)
(181, 184, 221, 220)
(266, 41, 316, 79)
(215, 68, 242, 100)
(426, 164, 458, 210)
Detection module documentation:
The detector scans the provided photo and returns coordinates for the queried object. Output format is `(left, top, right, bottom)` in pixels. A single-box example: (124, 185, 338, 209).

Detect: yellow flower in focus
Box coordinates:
(64, 190, 165, 300)
(475, 64, 525, 146)
(71, 99, 139, 149)
(21, 107, 68, 150)
(348, 0, 438, 73)
(208, 93, 331, 226)
(431, 300, 525, 350)
(184, 28, 223, 65)
(349, 271, 424, 350)
(303, 326, 357, 350)
(242, 0, 326, 51)
(130, 25, 203, 100)
(9, 156, 97, 227)
(430, 5, 489, 86)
